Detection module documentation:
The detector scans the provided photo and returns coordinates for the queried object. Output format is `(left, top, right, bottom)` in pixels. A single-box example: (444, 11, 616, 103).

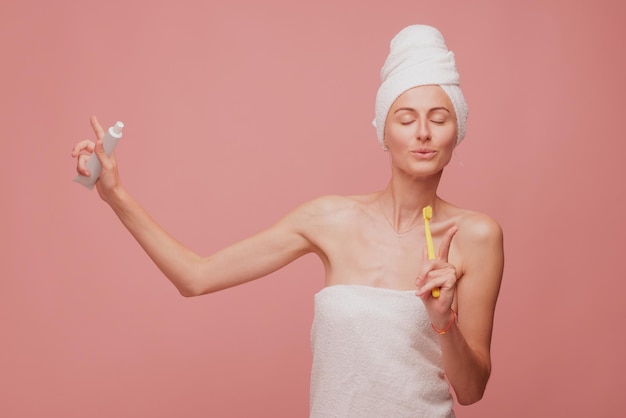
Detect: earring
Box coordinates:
(382, 144, 389, 151)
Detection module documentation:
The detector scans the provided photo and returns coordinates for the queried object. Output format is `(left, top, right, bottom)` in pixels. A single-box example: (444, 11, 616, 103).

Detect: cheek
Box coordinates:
(385, 123, 413, 144)
(439, 139, 456, 167)
(434, 127, 456, 159)
(440, 149, 454, 167)
(435, 124, 457, 146)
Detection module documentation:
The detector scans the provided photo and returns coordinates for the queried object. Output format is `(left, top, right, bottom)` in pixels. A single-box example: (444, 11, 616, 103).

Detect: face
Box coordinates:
(383, 85, 457, 177)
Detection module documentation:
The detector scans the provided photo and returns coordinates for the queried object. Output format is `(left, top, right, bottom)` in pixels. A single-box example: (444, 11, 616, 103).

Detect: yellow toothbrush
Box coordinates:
(423, 205, 440, 298)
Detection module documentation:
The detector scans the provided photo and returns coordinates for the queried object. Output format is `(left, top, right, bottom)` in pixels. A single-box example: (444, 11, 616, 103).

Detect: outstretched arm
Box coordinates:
(71, 116, 316, 296)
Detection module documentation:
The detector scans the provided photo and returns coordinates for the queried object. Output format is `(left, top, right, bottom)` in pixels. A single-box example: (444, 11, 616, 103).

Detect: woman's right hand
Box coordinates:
(71, 115, 123, 202)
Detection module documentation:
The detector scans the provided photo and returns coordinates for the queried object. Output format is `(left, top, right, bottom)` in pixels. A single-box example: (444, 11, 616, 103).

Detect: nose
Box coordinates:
(416, 119, 431, 141)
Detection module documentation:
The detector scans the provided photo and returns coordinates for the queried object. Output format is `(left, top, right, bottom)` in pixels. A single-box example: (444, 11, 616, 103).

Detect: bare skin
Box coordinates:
(71, 85, 504, 405)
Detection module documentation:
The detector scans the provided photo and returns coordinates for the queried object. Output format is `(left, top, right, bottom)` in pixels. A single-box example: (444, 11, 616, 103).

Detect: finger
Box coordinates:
(93, 135, 118, 174)
(417, 267, 456, 298)
(416, 246, 430, 285)
(437, 225, 458, 262)
(71, 139, 95, 157)
(90, 115, 105, 141)
(416, 248, 448, 284)
(93, 137, 108, 164)
(416, 275, 445, 299)
(77, 154, 91, 176)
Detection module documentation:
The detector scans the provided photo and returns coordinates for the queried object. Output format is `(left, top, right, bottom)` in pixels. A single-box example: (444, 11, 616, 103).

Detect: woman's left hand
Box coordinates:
(415, 226, 458, 324)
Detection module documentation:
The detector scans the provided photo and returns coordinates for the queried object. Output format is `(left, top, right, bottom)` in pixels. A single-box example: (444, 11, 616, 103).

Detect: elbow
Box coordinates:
(178, 286, 199, 298)
(455, 373, 490, 406)
(173, 263, 213, 297)
(456, 389, 485, 406)
(172, 260, 230, 297)
(176, 277, 221, 298)
(175, 278, 206, 298)
(177, 283, 212, 298)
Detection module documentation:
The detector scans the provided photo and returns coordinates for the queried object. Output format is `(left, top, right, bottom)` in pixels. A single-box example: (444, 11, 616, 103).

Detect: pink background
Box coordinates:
(2, 0, 625, 416)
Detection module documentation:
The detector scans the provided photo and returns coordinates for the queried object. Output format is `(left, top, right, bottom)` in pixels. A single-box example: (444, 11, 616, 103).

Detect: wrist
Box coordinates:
(103, 185, 128, 208)
(431, 309, 457, 335)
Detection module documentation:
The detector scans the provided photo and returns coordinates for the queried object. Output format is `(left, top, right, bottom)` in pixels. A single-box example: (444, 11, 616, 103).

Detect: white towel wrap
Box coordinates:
(310, 285, 455, 418)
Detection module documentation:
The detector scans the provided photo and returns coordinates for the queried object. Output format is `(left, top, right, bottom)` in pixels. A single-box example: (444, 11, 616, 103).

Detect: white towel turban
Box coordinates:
(374, 25, 468, 147)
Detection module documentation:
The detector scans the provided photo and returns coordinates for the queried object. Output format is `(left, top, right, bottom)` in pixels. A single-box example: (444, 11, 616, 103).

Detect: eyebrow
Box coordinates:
(394, 106, 451, 114)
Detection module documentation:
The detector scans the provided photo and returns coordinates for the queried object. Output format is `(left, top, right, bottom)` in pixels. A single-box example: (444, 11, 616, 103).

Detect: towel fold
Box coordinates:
(310, 285, 455, 418)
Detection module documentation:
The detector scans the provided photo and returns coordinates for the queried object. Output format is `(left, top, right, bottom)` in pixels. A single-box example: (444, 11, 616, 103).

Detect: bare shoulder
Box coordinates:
(443, 204, 504, 286)
(443, 204, 503, 247)
(460, 211, 502, 244)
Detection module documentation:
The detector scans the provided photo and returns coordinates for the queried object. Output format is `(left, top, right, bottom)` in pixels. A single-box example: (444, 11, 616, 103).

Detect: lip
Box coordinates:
(411, 149, 437, 160)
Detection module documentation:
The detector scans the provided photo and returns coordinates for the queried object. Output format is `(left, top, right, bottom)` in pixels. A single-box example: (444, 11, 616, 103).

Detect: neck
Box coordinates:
(379, 170, 442, 233)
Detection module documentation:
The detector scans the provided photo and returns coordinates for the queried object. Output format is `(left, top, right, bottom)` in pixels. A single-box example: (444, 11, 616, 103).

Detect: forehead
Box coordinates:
(390, 85, 453, 111)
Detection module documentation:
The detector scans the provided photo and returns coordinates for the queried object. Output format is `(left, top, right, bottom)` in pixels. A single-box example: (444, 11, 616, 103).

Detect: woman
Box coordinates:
(72, 25, 503, 417)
